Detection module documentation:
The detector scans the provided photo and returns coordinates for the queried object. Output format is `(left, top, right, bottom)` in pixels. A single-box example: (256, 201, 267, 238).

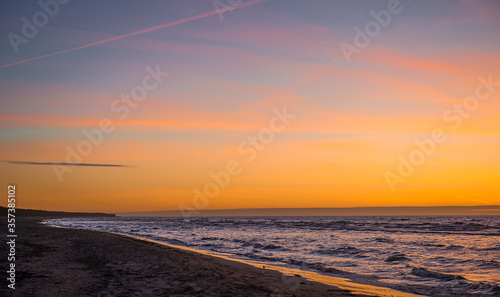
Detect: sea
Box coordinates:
(46, 216, 500, 296)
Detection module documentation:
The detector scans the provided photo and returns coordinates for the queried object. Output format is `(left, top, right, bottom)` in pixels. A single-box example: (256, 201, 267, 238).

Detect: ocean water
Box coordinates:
(47, 216, 500, 296)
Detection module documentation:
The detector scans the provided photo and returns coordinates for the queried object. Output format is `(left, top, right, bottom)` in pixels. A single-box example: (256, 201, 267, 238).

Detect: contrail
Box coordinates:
(0, 0, 268, 69)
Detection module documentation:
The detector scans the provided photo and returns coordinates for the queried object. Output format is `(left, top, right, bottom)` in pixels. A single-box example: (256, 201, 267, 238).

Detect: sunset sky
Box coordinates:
(1, 0, 499, 213)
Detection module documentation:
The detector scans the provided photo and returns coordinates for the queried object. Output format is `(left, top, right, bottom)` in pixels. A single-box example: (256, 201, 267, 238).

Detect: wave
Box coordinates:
(164, 238, 187, 246)
(315, 246, 365, 256)
(410, 267, 464, 281)
(286, 258, 351, 275)
(238, 252, 283, 262)
(235, 252, 350, 276)
(422, 243, 446, 248)
(445, 244, 465, 250)
(458, 281, 500, 295)
(385, 252, 410, 262)
(473, 245, 500, 251)
(262, 244, 285, 250)
(374, 237, 395, 243)
(456, 259, 500, 269)
(201, 236, 225, 241)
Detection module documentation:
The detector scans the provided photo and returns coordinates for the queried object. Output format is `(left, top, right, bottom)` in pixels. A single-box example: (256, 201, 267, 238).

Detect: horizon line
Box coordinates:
(117, 205, 500, 214)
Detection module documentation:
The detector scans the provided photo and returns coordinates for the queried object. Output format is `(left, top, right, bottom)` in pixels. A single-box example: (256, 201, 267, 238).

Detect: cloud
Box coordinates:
(4, 161, 131, 167)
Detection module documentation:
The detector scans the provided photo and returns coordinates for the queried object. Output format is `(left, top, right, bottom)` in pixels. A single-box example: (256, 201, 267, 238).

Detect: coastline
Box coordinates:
(2, 217, 420, 296)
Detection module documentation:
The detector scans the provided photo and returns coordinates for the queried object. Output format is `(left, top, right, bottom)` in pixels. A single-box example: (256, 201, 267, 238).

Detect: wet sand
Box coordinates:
(1, 218, 415, 296)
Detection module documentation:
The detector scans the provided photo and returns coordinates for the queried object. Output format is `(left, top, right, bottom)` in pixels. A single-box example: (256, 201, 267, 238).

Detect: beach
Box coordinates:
(1, 218, 374, 297)
(45, 216, 500, 296)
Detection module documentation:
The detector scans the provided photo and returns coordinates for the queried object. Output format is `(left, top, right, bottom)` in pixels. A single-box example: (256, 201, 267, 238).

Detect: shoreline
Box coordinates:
(2, 217, 420, 296)
(86, 230, 422, 297)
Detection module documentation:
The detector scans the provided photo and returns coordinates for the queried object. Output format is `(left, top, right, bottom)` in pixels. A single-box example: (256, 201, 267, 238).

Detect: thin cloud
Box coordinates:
(4, 161, 131, 168)
(0, 114, 73, 125)
(0, 0, 268, 69)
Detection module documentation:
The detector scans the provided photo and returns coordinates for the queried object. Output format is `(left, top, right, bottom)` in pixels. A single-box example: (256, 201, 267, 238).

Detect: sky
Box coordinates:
(1, 0, 499, 213)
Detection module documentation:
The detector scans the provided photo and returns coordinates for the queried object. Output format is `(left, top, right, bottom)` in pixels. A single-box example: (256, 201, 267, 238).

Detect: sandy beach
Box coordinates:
(1, 218, 374, 297)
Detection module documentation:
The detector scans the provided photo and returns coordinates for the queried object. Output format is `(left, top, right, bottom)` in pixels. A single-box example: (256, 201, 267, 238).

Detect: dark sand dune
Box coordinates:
(0, 206, 115, 218)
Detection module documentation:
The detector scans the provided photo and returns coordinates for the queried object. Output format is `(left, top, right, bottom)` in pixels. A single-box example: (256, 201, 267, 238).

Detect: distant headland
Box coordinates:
(0, 206, 115, 218)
